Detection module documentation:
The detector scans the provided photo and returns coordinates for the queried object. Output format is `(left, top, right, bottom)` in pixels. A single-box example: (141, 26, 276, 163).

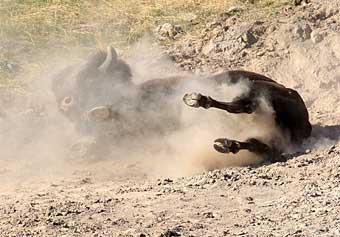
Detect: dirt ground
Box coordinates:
(1, 0, 340, 236)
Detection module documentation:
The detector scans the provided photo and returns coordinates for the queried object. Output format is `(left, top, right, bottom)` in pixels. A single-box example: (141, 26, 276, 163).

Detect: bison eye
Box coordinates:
(64, 96, 73, 104)
(60, 96, 75, 113)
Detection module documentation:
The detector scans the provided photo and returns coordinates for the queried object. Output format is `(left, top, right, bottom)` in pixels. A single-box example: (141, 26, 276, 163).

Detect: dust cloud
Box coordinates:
(0, 51, 87, 191)
(129, 78, 278, 176)
(0, 40, 283, 188)
(83, 40, 282, 177)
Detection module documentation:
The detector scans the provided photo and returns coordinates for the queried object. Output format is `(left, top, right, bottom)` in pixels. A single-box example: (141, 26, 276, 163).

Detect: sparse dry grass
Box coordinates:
(1, 0, 290, 48)
(0, 0, 291, 90)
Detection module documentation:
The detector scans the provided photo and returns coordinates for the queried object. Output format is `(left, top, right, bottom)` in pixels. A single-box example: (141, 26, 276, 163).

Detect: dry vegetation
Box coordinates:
(0, 0, 290, 92)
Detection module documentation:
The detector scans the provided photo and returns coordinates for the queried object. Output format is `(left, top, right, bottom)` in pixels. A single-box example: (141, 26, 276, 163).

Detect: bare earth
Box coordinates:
(1, 0, 340, 236)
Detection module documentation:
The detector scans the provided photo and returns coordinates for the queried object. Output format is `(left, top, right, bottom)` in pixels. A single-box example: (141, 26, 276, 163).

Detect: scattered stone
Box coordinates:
(292, 22, 312, 41)
(0, 59, 21, 73)
(156, 23, 183, 40)
(160, 226, 182, 237)
(227, 6, 244, 14)
(203, 211, 215, 218)
(311, 30, 327, 43)
(201, 40, 216, 56)
(186, 13, 199, 25)
(244, 208, 252, 213)
(327, 145, 336, 154)
(246, 197, 253, 201)
(294, 0, 310, 6)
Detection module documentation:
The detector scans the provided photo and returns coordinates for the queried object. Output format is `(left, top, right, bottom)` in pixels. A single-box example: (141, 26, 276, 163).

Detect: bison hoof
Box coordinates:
(87, 106, 112, 121)
(214, 138, 241, 154)
(183, 92, 202, 108)
(183, 92, 212, 109)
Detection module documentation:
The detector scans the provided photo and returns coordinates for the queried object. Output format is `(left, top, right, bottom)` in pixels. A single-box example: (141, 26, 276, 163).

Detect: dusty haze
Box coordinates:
(1, 30, 339, 188)
(0, 40, 285, 189)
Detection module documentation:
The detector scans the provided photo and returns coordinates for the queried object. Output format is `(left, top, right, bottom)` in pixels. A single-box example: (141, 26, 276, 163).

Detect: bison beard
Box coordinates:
(51, 46, 312, 165)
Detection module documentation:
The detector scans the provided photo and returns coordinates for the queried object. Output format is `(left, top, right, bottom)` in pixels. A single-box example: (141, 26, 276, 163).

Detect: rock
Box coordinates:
(244, 208, 252, 213)
(257, 51, 265, 57)
(158, 23, 173, 36)
(311, 30, 326, 43)
(186, 13, 198, 24)
(160, 226, 182, 237)
(328, 145, 336, 154)
(294, 0, 310, 6)
(246, 197, 255, 204)
(201, 40, 216, 55)
(203, 211, 215, 218)
(156, 23, 183, 40)
(227, 6, 244, 14)
(325, 8, 339, 19)
(240, 30, 257, 46)
(0, 59, 21, 73)
(292, 22, 312, 41)
(314, 8, 327, 21)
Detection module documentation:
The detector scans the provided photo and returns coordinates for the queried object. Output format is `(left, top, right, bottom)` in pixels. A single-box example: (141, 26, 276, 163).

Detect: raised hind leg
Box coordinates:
(213, 138, 284, 162)
(183, 92, 258, 114)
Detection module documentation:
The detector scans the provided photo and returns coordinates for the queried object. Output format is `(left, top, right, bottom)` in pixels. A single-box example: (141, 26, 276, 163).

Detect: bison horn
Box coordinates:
(86, 106, 112, 121)
(98, 46, 117, 73)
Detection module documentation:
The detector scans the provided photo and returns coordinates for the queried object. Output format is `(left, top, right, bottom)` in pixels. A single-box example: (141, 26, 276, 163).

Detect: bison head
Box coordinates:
(51, 46, 135, 135)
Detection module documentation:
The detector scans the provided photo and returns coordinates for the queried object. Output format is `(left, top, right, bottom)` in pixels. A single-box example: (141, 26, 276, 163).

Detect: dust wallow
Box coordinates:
(52, 46, 312, 163)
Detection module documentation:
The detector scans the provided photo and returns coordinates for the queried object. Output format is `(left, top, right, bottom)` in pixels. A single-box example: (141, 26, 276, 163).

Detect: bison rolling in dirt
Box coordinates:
(183, 71, 312, 162)
(52, 46, 311, 162)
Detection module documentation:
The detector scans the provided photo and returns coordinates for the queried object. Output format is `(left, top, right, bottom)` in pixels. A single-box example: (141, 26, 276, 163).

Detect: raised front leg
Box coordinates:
(183, 92, 257, 114)
(213, 138, 284, 162)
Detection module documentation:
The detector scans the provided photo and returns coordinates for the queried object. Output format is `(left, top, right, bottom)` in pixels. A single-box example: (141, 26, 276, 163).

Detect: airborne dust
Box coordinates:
(0, 33, 339, 189)
(0, 40, 278, 187)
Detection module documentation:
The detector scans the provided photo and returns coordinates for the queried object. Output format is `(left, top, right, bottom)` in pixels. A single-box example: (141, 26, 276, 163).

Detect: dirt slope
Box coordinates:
(1, 0, 340, 236)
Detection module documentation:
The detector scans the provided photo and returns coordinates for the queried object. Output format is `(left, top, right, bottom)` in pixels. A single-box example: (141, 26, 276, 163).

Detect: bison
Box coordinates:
(183, 70, 312, 162)
(51, 46, 311, 162)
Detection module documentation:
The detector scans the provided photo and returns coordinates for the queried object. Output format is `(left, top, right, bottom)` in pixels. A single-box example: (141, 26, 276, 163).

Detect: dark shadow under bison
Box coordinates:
(51, 46, 312, 163)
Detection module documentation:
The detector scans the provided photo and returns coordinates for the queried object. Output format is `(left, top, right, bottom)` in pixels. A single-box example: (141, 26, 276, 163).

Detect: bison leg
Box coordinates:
(214, 138, 284, 162)
(183, 92, 257, 114)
